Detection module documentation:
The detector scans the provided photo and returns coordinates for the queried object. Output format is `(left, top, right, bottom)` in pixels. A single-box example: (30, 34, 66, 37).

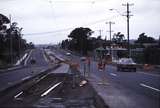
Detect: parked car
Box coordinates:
(117, 58, 137, 72)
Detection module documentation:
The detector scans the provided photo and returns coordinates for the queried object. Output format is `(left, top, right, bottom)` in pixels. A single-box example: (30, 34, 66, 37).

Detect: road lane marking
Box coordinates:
(14, 91, 23, 99)
(43, 50, 49, 63)
(24, 50, 33, 65)
(41, 82, 62, 97)
(138, 72, 160, 77)
(21, 76, 31, 81)
(140, 83, 160, 92)
(110, 73, 117, 77)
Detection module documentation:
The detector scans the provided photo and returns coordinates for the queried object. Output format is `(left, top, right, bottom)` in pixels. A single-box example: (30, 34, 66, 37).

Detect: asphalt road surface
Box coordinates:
(0, 48, 50, 91)
(55, 48, 160, 108)
(0, 47, 159, 108)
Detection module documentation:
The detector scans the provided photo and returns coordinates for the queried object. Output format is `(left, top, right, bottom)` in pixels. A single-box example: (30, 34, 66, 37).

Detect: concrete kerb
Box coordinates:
(90, 82, 109, 108)
(0, 64, 60, 97)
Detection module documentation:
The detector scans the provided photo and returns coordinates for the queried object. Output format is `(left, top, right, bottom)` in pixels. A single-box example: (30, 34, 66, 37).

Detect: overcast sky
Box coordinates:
(0, 0, 160, 44)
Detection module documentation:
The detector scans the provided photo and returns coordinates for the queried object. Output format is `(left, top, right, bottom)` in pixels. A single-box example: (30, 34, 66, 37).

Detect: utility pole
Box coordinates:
(122, 3, 133, 57)
(98, 29, 103, 59)
(106, 21, 115, 55)
(98, 30, 103, 38)
(99, 30, 102, 36)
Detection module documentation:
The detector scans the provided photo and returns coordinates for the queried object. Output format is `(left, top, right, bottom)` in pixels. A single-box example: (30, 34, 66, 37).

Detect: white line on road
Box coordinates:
(24, 50, 33, 66)
(41, 82, 62, 97)
(43, 50, 49, 63)
(110, 73, 117, 77)
(21, 76, 31, 81)
(138, 72, 160, 77)
(14, 91, 23, 99)
(140, 83, 160, 92)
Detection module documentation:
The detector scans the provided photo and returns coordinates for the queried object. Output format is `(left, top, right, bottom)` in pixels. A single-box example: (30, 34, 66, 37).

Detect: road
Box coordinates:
(0, 48, 50, 91)
(55, 48, 160, 108)
(0, 47, 159, 108)
(0, 52, 100, 108)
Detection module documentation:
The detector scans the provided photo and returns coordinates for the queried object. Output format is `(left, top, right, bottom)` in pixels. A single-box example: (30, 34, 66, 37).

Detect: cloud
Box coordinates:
(0, 0, 159, 44)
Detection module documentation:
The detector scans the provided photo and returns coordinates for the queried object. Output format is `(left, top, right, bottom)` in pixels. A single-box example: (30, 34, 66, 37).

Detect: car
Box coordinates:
(117, 58, 137, 72)
(80, 57, 86, 62)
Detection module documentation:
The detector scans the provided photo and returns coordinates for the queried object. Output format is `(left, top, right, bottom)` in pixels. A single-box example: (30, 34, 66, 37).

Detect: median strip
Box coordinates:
(140, 83, 160, 92)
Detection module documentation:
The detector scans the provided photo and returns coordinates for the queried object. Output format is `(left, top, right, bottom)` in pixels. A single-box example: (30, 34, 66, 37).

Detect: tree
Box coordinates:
(0, 14, 33, 65)
(158, 36, 160, 47)
(112, 32, 125, 43)
(0, 14, 10, 63)
(135, 33, 156, 44)
(68, 27, 93, 55)
(144, 47, 160, 65)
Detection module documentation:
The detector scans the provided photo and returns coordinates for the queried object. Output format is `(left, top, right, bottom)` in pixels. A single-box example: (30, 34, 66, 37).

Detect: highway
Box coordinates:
(0, 48, 50, 91)
(0, 47, 159, 108)
(56, 48, 160, 108)
(0, 49, 100, 108)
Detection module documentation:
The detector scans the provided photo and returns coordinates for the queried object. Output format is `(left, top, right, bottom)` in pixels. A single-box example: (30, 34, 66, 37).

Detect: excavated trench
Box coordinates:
(0, 73, 108, 108)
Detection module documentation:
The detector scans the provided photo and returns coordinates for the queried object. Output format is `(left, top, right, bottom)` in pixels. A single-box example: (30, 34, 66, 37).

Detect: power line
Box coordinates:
(23, 15, 120, 36)
(46, 0, 108, 4)
(23, 27, 73, 36)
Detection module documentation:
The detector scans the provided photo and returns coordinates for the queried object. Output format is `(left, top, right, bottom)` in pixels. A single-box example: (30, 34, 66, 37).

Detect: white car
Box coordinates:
(117, 58, 137, 72)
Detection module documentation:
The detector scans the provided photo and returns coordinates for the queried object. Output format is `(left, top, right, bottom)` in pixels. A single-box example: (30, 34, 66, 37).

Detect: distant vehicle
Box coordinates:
(117, 58, 137, 72)
(80, 57, 86, 62)
(66, 52, 71, 56)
